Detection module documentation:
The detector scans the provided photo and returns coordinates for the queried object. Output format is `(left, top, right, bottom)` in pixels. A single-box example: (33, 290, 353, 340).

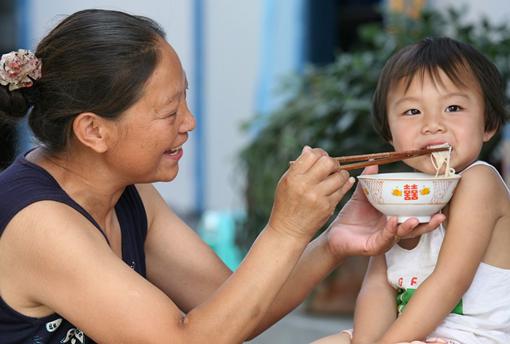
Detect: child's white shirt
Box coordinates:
(385, 161, 510, 343)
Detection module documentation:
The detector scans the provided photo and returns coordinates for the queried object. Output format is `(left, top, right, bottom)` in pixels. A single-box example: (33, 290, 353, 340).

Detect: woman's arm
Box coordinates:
(141, 183, 232, 312)
(0, 146, 351, 344)
(138, 161, 445, 341)
(352, 255, 397, 344)
(139, 162, 444, 341)
(250, 166, 444, 337)
(378, 165, 505, 342)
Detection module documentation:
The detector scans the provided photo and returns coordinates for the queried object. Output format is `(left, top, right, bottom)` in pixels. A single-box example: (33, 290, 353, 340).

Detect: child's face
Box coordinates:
(386, 68, 495, 174)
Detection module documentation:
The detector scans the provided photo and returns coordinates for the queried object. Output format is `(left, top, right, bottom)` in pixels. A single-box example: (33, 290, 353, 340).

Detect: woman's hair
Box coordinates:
(0, 9, 166, 151)
(372, 36, 508, 141)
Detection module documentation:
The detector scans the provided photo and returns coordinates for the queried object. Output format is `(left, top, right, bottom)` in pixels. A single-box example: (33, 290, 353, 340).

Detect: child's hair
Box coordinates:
(372, 36, 507, 142)
(0, 9, 166, 152)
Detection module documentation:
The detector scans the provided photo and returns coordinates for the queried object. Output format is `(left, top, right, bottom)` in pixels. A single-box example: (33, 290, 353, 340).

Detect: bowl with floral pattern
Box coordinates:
(357, 172, 461, 223)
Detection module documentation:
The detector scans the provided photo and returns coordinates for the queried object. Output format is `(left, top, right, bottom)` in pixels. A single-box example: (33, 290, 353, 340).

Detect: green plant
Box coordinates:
(237, 6, 510, 252)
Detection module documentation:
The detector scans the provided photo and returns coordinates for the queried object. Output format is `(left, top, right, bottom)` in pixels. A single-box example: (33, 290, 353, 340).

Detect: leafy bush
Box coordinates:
(237, 6, 510, 251)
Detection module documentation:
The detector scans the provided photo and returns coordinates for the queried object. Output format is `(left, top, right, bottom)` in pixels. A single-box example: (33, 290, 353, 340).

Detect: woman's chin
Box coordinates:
(159, 168, 179, 182)
(140, 168, 179, 184)
(160, 176, 177, 183)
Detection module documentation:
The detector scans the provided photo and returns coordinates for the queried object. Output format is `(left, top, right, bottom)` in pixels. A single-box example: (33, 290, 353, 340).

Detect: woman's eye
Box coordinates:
(445, 105, 462, 112)
(403, 108, 420, 116)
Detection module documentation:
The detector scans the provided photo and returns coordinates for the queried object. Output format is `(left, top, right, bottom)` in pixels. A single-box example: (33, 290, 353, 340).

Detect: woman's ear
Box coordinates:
(72, 112, 112, 153)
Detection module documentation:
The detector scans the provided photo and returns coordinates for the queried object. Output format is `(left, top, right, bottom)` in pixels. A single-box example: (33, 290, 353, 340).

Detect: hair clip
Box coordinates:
(0, 49, 42, 91)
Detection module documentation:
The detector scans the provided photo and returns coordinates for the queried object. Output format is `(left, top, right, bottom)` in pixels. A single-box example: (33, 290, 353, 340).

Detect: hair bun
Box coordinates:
(0, 86, 31, 121)
(0, 49, 41, 122)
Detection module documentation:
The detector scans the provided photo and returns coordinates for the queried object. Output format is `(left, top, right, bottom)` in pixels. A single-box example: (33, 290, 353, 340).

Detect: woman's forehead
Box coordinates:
(144, 44, 186, 104)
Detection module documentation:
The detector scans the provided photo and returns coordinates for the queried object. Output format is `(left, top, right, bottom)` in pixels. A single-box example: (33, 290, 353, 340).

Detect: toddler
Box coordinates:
(314, 37, 510, 343)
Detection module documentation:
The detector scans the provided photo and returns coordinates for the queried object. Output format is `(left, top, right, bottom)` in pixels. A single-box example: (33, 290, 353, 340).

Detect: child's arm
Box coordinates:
(351, 255, 397, 344)
(378, 165, 505, 342)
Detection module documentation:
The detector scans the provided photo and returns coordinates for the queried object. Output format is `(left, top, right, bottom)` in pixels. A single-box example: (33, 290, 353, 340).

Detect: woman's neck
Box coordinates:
(26, 146, 126, 226)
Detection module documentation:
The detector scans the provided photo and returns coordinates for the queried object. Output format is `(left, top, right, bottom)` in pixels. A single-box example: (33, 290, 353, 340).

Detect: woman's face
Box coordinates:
(386, 67, 494, 174)
(107, 40, 195, 183)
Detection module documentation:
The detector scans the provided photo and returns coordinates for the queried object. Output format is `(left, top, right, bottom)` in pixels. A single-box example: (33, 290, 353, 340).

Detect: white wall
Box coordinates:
(23, 0, 510, 216)
(429, 0, 510, 24)
(204, 0, 262, 211)
(26, 0, 263, 215)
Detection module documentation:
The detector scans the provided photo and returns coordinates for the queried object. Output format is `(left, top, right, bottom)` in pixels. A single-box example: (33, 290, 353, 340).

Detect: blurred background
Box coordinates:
(1, 0, 510, 342)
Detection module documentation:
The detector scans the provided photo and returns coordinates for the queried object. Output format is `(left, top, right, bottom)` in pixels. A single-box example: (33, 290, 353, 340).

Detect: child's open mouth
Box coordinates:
(425, 142, 452, 150)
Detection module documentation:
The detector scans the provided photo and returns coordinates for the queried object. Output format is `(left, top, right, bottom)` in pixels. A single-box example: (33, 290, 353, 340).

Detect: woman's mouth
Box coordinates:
(166, 147, 181, 155)
(164, 145, 184, 159)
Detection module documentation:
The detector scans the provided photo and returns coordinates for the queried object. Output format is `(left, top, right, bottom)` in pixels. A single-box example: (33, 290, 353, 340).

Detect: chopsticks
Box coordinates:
(289, 146, 450, 171)
(335, 147, 450, 171)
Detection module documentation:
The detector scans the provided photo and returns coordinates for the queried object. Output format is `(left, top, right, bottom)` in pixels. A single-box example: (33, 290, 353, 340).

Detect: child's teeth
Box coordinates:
(428, 143, 450, 149)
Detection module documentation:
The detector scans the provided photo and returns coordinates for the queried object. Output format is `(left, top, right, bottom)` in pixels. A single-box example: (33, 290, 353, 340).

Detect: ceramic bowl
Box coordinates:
(357, 172, 461, 223)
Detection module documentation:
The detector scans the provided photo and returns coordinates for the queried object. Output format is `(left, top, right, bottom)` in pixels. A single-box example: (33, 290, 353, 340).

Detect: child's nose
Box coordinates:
(421, 114, 445, 134)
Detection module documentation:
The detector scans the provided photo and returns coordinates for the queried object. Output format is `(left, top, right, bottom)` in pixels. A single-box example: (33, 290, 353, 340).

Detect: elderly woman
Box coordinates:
(0, 9, 442, 344)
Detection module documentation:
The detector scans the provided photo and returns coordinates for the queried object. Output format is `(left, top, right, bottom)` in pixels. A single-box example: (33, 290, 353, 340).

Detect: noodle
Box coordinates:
(430, 143, 455, 177)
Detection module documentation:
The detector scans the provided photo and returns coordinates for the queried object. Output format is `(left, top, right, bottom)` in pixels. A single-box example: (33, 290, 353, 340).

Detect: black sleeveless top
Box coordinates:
(0, 152, 148, 343)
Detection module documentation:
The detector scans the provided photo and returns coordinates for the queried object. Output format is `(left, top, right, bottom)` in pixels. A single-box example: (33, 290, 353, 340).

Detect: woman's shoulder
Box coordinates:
(0, 200, 114, 318)
(0, 155, 65, 231)
(134, 183, 179, 229)
(0, 202, 105, 281)
(3, 200, 109, 248)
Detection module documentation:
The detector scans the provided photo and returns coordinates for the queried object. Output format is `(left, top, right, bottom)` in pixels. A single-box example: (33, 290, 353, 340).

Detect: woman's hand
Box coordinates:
(327, 165, 445, 258)
(268, 146, 355, 241)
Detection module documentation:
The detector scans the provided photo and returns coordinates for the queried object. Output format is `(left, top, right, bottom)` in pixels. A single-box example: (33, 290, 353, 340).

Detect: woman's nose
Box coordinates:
(180, 107, 196, 133)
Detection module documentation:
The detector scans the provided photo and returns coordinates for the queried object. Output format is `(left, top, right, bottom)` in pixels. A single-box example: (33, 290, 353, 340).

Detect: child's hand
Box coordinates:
(326, 166, 445, 258)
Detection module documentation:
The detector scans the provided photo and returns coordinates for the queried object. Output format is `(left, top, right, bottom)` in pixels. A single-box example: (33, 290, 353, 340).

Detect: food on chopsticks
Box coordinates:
(332, 146, 451, 171)
(429, 143, 455, 177)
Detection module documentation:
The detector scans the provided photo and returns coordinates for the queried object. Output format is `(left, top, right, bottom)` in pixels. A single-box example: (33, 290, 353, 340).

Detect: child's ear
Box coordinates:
(483, 128, 497, 142)
(72, 112, 112, 153)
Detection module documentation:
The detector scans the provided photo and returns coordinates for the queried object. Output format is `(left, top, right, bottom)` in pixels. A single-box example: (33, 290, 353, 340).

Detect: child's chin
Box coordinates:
(407, 161, 437, 175)
(424, 165, 453, 176)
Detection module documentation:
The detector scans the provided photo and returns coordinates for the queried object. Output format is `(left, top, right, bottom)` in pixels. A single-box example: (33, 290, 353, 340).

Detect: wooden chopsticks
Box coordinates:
(335, 147, 450, 171)
(289, 146, 450, 170)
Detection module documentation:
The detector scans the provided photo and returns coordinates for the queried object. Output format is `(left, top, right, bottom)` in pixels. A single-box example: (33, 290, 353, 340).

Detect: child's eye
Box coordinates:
(403, 108, 420, 116)
(445, 105, 462, 112)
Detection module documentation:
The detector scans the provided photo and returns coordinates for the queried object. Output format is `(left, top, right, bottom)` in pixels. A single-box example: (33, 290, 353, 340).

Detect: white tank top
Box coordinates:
(385, 161, 510, 343)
